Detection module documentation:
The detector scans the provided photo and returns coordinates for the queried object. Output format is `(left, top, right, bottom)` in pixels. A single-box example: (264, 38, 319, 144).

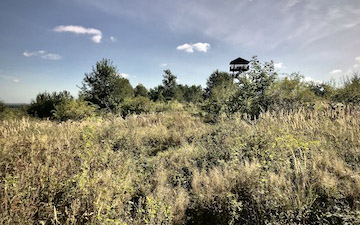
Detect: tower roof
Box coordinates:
(230, 57, 250, 65)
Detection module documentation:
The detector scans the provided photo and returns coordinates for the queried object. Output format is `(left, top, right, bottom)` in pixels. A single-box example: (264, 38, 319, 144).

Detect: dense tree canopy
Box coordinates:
(27, 91, 73, 118)
(80, 59, 133, 112)
(134, 84, 148, 97)
(19, 57, 360, 121)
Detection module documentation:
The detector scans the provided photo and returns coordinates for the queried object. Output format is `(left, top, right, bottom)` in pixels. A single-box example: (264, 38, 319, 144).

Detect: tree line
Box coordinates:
(2, 57, 359, 121)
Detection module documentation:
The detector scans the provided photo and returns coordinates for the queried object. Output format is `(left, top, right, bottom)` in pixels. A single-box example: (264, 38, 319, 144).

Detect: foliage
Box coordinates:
(80, 59, 134, 112)
(162, 70, 182, 101)
(231, 56, 277, 118)
(333, 72, 360, 104)
(308, 81, 335, 99)
(52, 98, 97, 121)
(1, 109, 360, 224)
(203, 57, 277, 120)
(204, 70, 235, 98)
(149, 85, 165, 102)
(0, 100, 6, 113)
(268, 73, 317, 111)
(179, 84, 203, 103)
(134, 83, 149, 97)
(120, 96, 154, 117)
(27, 91, 73, 118)
(203, 70, 238, 120)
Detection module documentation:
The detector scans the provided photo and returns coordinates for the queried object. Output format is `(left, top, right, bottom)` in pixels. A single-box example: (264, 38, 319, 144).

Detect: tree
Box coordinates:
(268, 73, 316, 111)
(52, 98, 97, 121)
(27, 91, 73, 118)
(204, 70, 235, 99)
(134, 84, 149, 97)
(0, 100, 6, 113)
(179, 84, 203, 103)
(203, 70, 238, 119)
(80, 59, 133, 112)
(231, 56, 277, 118)
(308, 81, 334, 99)
(162, 70, 182, 101)
(149, 85, 165, 102)
(333, 72, 360, 104)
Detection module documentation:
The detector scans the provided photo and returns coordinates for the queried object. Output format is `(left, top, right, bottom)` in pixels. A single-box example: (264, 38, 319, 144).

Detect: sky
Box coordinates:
(0, 0, 360, 103)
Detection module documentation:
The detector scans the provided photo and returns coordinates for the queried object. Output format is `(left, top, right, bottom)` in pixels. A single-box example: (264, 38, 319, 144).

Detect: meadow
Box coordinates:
(1, 107, 360, 224)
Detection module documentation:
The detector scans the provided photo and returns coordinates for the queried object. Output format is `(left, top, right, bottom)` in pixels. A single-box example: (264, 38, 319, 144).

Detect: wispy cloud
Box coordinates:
(53, 25, 103, 43)
(176, 42, 210, 53)
(160, 63, 168, 67)
(0, 74, 20, 83)
(330, 69, 342, 74)
(23, 50, 62, 60)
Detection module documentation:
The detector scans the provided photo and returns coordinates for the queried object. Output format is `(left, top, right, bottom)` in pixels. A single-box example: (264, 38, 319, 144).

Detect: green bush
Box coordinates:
(27, 91, 72, 118)
(52, 98, 97, 121)
(268, 73, 317, 111)
(333, 73, 360, 104)
(0, 100, 6, 113)
(120, 96, 154, 117)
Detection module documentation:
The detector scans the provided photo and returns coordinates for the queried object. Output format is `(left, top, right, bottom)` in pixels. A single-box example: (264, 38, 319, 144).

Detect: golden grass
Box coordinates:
(1, 109, 360, 224)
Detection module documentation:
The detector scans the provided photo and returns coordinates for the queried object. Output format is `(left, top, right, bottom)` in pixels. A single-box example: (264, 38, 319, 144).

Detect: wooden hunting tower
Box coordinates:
(230, 57, 250, 75)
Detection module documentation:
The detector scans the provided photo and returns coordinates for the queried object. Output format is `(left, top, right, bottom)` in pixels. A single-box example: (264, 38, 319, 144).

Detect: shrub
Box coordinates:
(1, 109, 360, 224)
(268, 73, 317, 111)
(333, 72, 360, 104)
(120, 96, 154, 117)
(27, 91, 72, 118)
(134, 84, 149, 97)
(0, 100, 6, 113)
(52, 98, 97, 121)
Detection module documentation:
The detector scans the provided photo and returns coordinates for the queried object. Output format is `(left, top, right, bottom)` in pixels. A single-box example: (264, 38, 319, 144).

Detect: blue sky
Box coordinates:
(1, 0, 360, 103)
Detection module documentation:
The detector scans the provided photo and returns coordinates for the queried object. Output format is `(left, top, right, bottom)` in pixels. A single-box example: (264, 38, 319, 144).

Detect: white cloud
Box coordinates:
(110, 36, 117, 42)
(176, 43, 194, 53)
(0, 74, 20, 83)
(330, 69, 342, 74)
(192, 43, 211, 52)
(23, 50, 62, 60)
(176, 42, 210, 53)
(160, 63, 168, 67)
(118, 73, 129, 78)
(355, 56, 360, 62)
(302, 76, 321, 83)
(354, 64, 359, 69)
(274, 62, 283, 69)
(53, 25, 103, 43)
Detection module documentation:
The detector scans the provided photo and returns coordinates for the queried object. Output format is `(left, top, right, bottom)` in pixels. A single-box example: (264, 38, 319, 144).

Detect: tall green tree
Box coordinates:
(179, 84, 203, 103)
(149, 85, 165, 102)
(231, 56, 277, 118)
(203, 70, 238, 119)
(204, 70, 235, 99)
(162, 70, 182, 101)
(134, 84, 149, 97)
(27, 91, 73, 118)
(80, 59, 133, 112)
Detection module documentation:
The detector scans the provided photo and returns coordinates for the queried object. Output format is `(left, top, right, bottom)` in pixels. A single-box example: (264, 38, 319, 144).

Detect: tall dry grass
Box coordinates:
(1, 109, 360, 224)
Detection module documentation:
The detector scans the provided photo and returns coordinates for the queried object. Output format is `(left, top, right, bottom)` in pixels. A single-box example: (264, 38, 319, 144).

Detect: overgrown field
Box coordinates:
(1, 109, 360, 224)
